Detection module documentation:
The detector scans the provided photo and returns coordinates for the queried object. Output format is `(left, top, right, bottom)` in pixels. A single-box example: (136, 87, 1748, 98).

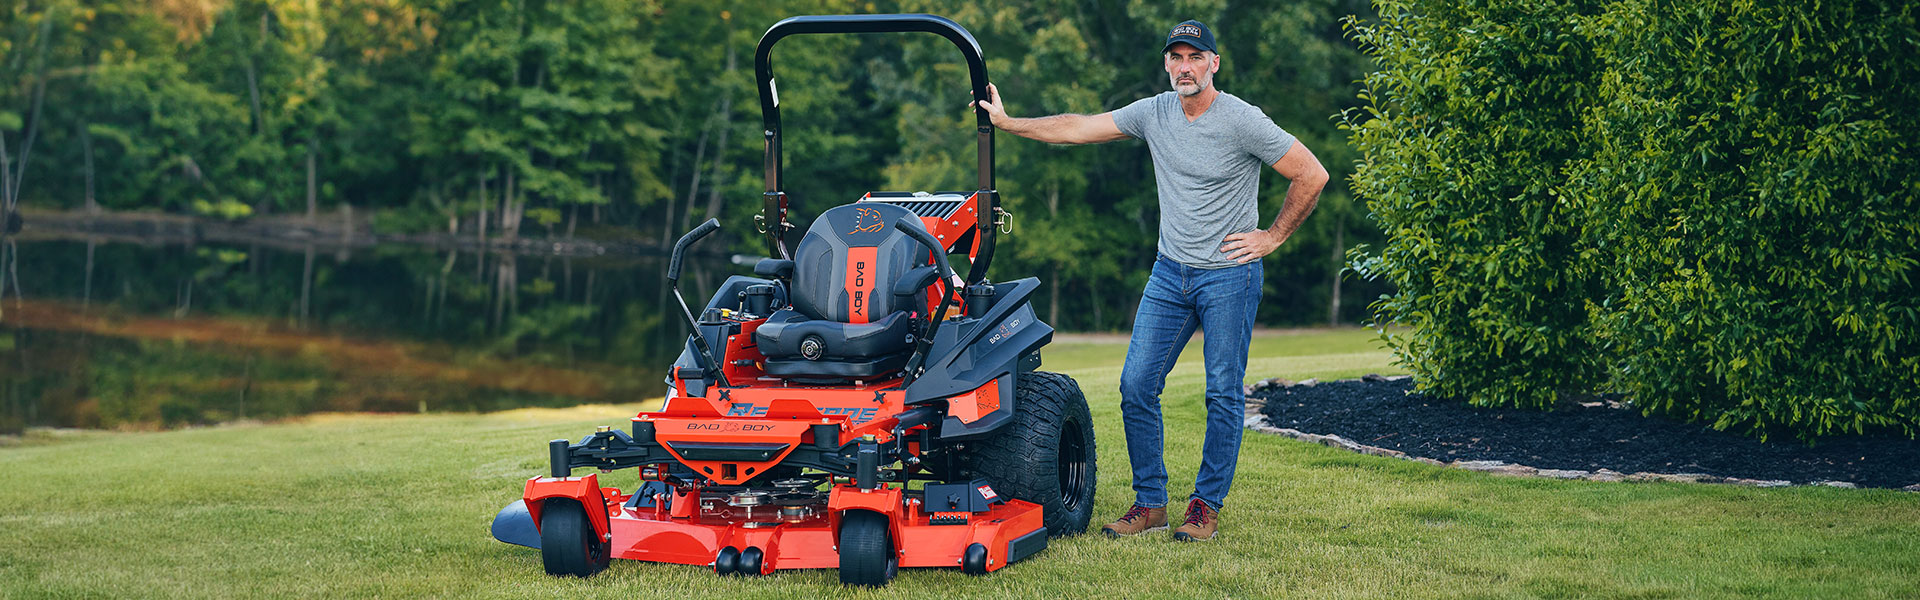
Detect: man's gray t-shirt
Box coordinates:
(1112, 91, 1295, 269)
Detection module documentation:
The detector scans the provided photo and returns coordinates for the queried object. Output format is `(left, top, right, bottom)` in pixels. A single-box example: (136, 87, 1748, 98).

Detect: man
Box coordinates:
(974, 19, 1327, 541)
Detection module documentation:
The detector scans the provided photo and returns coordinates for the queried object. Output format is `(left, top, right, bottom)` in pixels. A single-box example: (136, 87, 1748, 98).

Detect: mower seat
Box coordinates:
(755, 203, 933, 380)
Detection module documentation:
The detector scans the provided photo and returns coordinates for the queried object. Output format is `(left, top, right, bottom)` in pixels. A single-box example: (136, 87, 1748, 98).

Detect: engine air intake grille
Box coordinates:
(860, 192, 971, 219)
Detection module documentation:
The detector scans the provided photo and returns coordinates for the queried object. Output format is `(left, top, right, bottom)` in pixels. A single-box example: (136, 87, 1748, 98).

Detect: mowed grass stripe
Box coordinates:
(3, 327, 1918, 599)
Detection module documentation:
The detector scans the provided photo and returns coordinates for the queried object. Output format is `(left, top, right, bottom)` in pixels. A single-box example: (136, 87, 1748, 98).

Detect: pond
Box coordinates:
(0, 234, 748, 433)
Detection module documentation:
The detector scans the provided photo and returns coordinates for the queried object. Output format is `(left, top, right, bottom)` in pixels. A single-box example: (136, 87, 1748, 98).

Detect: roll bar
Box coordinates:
(754, 14, 998, 281)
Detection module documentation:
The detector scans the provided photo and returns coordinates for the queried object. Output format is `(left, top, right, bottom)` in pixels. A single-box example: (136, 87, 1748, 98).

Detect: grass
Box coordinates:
(3, 327, 1918, 598)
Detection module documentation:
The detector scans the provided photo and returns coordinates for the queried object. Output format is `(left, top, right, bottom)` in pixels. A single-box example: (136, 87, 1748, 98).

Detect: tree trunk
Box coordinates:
(660, 116, 686, 246)
(6, 239, 17, 308)
(701, 102, 732, 224)
(437, 249, 456, 326)
(1, 132, 13, 219)
(81, 123, 97, 214)
(681, 102, 715, 234)
(1328, 216, 1344, 326)
(700, 46, 738, 225)
(0, 242, 9, 319)
(300, 244, 315, 328)
(7, 10, 54, 207)
(242, 35, 264, 136)
(1090, 277, 1103, 330)
(341, 203, 353, 246)
(492, 255, 516, 337)
(433, 180, 458, 235)
(1049, 266, 1060, 327)
(177, 278, 193, 319)
(237, 353, 254, 420)
(477, 166, 489, 247)
(502, 166, 519, 242)
(82, 239, 95, 311)
(658, 99, 694, 245)
(241, 47, 271, 215)
(305, 137, 318, 221)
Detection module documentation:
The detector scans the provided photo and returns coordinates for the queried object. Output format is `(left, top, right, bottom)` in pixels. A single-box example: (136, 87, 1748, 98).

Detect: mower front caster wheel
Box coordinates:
(837, 510, 898, 586)
(715, 546, 765, 576)
(961, 543, 989, 575)
(739, 547, 765, 576)
(539, 499, 610, 577)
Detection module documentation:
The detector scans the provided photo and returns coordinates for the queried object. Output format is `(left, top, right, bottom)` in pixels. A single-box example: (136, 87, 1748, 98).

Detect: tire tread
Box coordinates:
(963, 371, 1096, 536)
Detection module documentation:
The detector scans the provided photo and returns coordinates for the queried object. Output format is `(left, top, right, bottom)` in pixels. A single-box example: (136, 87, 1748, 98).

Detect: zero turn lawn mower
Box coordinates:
(489, 14, 1097, 586)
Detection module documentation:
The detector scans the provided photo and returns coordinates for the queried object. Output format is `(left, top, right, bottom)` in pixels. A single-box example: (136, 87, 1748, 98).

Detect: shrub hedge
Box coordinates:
(1347, 0, 1919, 439)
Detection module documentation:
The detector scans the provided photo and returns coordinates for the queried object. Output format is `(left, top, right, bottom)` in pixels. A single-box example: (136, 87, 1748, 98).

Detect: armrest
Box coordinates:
(755, 258, 795, 279)
(892, 265, 940, 298)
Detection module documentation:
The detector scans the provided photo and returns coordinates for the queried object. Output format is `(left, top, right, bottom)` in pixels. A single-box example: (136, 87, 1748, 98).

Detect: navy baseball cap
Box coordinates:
(1163, 20, 1216, 54)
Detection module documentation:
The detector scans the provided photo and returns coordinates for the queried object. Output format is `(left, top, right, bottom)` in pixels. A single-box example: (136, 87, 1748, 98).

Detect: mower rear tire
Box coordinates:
(539, 499, 610, 577)
(965, 370, 1097, 537)
(837, 510, 897, 586)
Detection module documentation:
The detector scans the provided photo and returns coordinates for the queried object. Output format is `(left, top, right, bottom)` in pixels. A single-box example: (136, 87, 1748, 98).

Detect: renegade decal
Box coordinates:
(818, 406, 879, 422)
(727, 404, 770, 417)
(722, 403, 879, 423)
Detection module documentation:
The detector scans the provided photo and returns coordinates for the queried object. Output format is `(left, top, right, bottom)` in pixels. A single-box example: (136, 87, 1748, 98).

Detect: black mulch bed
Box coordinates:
(1253, 378, 1920, 489)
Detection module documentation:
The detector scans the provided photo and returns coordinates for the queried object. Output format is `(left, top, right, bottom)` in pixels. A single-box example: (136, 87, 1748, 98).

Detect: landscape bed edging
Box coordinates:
(1240, 376, 1920, 493)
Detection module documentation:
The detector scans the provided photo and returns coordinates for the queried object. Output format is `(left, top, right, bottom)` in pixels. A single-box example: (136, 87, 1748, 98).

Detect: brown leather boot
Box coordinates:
(1099, 504, 1168, 537)
(1171, 499, 1218, 542)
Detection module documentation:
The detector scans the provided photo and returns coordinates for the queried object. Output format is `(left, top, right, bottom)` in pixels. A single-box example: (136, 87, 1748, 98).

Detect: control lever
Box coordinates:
(666, 219, 729, 387)
(895, 217, 962, 385)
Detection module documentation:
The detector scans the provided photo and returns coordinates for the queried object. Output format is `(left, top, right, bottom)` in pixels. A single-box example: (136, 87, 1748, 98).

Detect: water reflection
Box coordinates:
(0, 237, 742, 433)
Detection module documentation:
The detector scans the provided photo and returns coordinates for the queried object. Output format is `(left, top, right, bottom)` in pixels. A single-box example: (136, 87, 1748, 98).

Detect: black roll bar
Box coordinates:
(754, 14, 999, 282)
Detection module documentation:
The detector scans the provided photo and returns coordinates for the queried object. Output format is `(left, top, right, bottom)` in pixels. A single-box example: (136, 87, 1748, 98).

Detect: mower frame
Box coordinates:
(754, 14, 1001, 282)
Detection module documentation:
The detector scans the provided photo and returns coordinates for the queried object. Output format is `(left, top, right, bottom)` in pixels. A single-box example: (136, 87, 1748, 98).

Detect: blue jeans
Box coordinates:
(1119, 255, 1262, 511)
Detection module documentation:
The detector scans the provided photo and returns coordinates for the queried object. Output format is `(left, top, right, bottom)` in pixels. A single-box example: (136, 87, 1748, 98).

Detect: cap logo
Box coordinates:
(1171, 24, 1202, 38)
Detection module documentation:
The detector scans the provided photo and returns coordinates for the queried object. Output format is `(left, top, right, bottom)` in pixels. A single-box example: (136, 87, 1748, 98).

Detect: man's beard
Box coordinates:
(1172, 73, 1208, 96)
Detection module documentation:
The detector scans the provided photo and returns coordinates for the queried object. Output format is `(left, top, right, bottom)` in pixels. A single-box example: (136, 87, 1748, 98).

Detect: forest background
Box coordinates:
(0, 0, 1383, 332)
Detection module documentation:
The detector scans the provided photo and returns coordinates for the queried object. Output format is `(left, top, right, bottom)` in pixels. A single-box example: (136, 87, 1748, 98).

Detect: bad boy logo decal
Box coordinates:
(848, 207, 885, 234)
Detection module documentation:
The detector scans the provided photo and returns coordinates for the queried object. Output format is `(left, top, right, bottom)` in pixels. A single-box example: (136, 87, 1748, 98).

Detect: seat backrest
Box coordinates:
(789, 203, 931, 324)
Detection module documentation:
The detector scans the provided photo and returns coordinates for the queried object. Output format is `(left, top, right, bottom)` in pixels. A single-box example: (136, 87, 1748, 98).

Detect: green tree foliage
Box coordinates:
(1578, 0, 1920, 439)
(876, 0, 1385, 329)
(1350, 0, 1920, 439)
(1346, 0, 1608, 410)
(3, 0, 1382, 329)
(415, 0, 675, 239)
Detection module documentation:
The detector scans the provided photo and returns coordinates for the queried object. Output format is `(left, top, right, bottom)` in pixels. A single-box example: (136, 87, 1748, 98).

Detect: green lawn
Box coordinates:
(3, 327, 1918, 598)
